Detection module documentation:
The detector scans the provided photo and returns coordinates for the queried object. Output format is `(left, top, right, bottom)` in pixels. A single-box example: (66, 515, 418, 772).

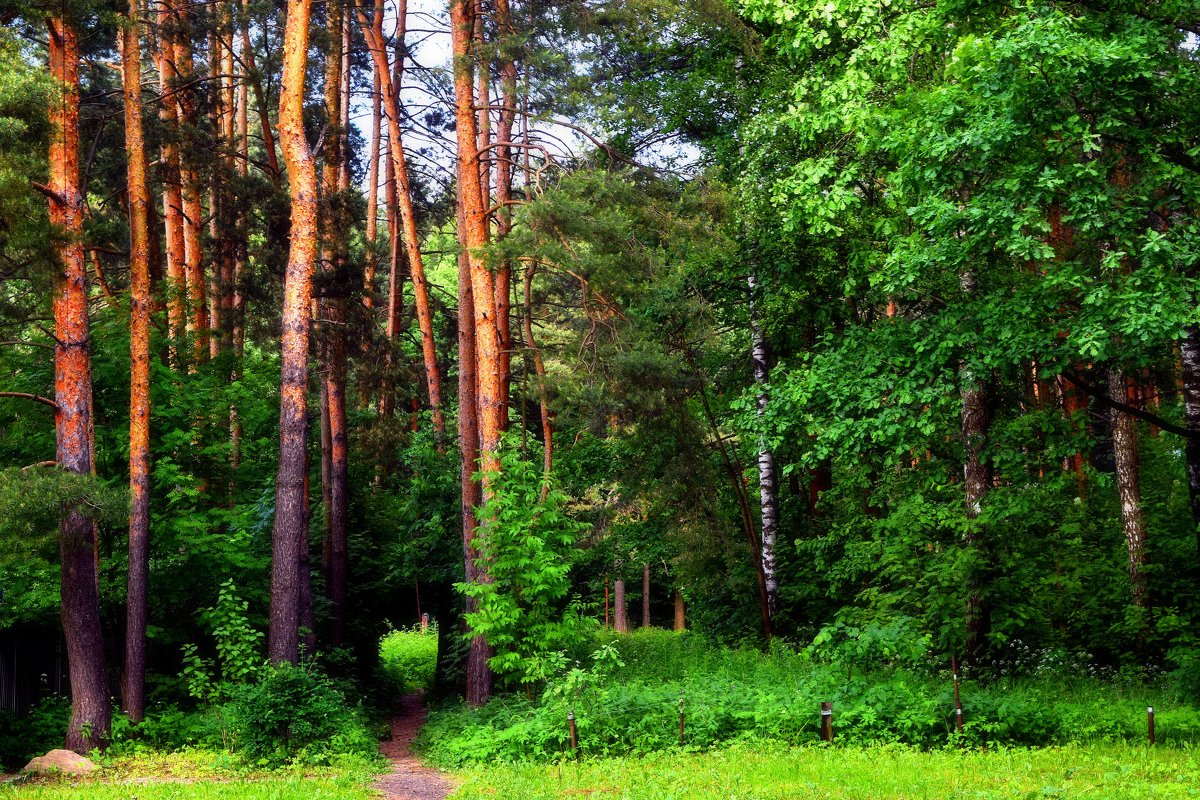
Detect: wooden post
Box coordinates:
(678, 692, 686, 746)
(568, 710, 578, 753)
(674, 589, 686, 631)
(1148, 706, 1155, 745)
(642, 563, 651, 628)
(819, 701, 833, 743)
(614, 579, 628, 633)
(951, 655, 964, 733)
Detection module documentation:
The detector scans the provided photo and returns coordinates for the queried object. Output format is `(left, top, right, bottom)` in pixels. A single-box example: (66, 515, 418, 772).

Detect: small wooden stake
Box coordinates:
(568, 710, 579, 753)
(951, 654, 964, 733)
(819, 701, 833, 743)
(678, 692, 686, 746)
(1148, 706, 1155, 745)
(604, 578, 610, 628)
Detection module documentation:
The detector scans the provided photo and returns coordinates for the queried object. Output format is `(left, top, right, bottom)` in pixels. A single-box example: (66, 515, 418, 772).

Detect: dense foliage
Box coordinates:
(2, 0, 1200, 770)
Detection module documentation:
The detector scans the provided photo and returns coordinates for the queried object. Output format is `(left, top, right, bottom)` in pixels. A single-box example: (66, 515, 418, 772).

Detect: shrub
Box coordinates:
(227, 662, 376, 766)
(418, 629, 1200, 767)
(379, 624, 440, 696)
(0, 696, 69, 769)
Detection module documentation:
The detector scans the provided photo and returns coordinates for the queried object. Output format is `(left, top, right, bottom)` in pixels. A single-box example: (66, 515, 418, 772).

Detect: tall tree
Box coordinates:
(356, 0, 445, 441)
(268, 0, 318, 665)
(451, 0, 501, 704)
(121, 0, 153, 724)
(747, 272, 779, 619)
(47, 11, 110, 752)
(321, 0, 350, 646)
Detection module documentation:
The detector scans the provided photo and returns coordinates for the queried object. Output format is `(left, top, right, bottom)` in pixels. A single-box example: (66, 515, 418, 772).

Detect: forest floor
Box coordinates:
(375, 693, 454, 800)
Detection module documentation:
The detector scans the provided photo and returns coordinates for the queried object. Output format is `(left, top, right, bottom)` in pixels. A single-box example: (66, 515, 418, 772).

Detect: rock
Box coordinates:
(21, 750, 97, 776)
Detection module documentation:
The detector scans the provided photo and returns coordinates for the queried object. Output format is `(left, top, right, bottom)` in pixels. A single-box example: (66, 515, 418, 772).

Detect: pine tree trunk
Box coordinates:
(1108, 366, 1149, 608)
(121, 0, 152, 724)
(493, 0, 518, 425)
(48, 13, 111, 752)
(1180, 326, 1200, 560)
(614, 579, 628, 633)
(240, 17, 279, 184)
(457, 198, 493, 705)
(173, 3, 207, 363)
(522, 265, 553, 487)
(674, 590, 685, 631)
(268, 0, 318, 665)
(158, 0, 186, 360)
(321, 0, 349, 647)
(356, 0, 444, 442)
(451, 0, 499, 703)
(362, 32, 382, 310)
(748, 273, 779, 619)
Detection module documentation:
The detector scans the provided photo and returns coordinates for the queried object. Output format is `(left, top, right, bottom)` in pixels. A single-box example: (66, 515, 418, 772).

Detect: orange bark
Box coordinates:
(268, 0, 318, 665)
(48, 12, 110, 753)
(452, 0, 499, 706)
(120, 0, 152, 724)
(356, 0, 445, 441)
(173, 2, 208, 362)
(157, 0, 185, 358)
(321, 0, 350, 646)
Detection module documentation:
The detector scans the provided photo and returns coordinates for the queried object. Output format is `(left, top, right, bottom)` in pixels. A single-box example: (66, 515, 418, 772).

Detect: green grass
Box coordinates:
(1, 776, 368, 800)
(0, 751, 375, 800)
(450, 741, 1200, 799)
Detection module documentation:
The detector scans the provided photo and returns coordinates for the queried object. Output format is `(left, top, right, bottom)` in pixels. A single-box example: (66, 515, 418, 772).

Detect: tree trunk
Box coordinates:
(457, 199, 493, 705)
(674, 590, 685, 631)
(48, 13, 110, 753)
(321, 0, 349, 647)
(268, 0, 318, 665)
(157, 0, 186, 361)
(748, 273, 779, 619)
(522, 265, 553, 489)
(614, 579, 628, 633)
(1108, 366, 1149, 608)
(240, 15, 280, 184)
(641, 564, 651, 628)
(493, 0, 518, 426)
(362, 26, 382, 310)
(121, 0, 152, 724)
(1180, 326, 1200, 561)
(960, 362, 993, 665)
(451, 0, 499, 704)
(356, 0, 445, 442)
(173, 2, 207, 363)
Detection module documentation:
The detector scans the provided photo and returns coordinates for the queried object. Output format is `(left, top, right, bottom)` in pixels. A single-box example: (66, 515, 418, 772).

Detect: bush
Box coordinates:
(379, 624, 440, 697)
(418, 629, 1200, 766)
(0, 696, 69, 769)
(227, 662, 376, 766)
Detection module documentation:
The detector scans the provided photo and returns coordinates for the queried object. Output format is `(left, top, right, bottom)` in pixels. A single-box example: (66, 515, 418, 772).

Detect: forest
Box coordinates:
(2, 0, 1200, 797)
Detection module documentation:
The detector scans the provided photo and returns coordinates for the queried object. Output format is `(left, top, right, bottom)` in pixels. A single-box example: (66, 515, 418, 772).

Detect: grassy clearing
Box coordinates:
(450, 741, 1200, 799)
(0, 751, 375, 800)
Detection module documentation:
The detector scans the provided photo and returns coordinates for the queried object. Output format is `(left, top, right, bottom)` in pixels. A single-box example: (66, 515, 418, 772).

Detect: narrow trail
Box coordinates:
(374, 693, 454, 800)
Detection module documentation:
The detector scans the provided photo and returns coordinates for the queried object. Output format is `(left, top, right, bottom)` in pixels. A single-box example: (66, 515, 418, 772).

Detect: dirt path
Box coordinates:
(374, 693, 454, 800)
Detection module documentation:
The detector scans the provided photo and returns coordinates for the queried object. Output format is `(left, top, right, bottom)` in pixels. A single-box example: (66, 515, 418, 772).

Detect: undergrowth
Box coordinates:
(419, 628, 1200, 766)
